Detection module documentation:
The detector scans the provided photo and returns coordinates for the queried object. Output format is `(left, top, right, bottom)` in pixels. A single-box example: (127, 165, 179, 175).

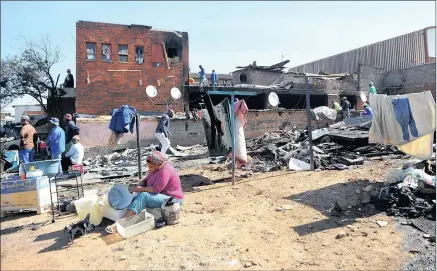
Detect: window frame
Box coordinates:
(86, 42, 97, 61)
(135, 45, 145, 65)
(101, 43, 112, 62)
(118, 44, 129, 63)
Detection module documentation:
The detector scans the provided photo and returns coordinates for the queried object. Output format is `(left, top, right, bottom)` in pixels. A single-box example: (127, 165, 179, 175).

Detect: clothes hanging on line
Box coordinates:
(109, 105, 137, 134)
(369, 91, 435, 160)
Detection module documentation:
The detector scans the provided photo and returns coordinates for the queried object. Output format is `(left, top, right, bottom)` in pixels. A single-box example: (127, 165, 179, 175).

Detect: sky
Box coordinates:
(1, 1, 435, 109)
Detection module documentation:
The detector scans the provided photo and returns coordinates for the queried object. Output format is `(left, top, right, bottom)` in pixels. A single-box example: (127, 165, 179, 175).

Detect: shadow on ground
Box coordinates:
(0, 219, 49, 235)
(180, 174, 231, 192)
(284, 178, 386, 236)
(34, 229, 71, 253)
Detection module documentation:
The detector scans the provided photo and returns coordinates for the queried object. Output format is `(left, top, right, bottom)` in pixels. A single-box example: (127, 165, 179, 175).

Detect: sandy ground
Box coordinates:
(0, 160, 413, 270)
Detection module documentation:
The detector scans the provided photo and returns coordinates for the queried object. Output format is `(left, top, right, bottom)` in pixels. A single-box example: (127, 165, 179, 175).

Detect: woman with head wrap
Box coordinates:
(105, 150, 184, 233)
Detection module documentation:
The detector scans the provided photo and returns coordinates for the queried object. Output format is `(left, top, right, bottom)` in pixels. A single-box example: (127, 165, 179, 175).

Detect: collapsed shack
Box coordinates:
(243, 124, 404, 172)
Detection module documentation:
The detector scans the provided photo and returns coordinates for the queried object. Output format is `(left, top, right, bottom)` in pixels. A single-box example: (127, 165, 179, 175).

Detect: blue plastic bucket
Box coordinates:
(107, 184, 133, 210)
(23, 159, 61, 176)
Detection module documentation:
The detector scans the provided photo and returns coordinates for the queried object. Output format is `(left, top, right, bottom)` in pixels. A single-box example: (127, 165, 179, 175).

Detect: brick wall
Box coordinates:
(232, 69, 284, 85)
(358, 64, 385, 93)
(76, 21, 189, 115)
(77, 110, 330, 154)
(383, 62, 436, 99)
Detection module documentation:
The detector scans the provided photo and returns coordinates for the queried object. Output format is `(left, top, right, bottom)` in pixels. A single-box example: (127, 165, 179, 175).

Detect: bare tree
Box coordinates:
(1, 36, 62, 114)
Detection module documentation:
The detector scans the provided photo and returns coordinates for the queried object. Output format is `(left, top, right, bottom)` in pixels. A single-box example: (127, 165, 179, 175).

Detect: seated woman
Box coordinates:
(106, 150, 184, 233)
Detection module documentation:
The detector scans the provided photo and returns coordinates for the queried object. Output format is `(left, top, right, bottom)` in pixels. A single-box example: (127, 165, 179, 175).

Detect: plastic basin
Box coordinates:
(107, 184, 133, 210)
(116, 211, 155, 239)
(100, 201, 127, 222)
(23, 159, 61, 176)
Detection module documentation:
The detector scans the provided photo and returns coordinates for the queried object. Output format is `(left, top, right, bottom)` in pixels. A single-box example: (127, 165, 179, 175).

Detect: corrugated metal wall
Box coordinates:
(291, 28, 432, 74)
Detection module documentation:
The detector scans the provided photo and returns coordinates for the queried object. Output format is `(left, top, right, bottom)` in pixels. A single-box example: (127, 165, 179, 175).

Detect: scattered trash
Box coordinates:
(119, 256, 126, 261)
(376, 220, 388, 227)
(336, 231, 347, 239)
(64, 213, 95, 242)
(228, 259, 238, 266)
(281, 205, 294, 210)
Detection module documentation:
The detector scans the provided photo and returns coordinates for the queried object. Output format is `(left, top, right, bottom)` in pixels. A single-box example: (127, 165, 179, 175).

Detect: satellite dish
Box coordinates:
(171, 87, 182, 99)
(268, 92, 280, 107)
(146, 85, 157, 98)
(360, 91, 367, 103)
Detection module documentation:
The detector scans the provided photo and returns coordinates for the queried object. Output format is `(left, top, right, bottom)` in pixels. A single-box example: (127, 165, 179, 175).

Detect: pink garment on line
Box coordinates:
(143, 163, 184, 199)
(234, 99, 249, 128)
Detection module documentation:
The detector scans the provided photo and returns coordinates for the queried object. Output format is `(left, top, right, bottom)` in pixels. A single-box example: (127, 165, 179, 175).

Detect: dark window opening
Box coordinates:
(340, 95, 357, 109)
(277, 93, 328, 109)
(135, 46, 144, 64)
(166, 47, 180, 65)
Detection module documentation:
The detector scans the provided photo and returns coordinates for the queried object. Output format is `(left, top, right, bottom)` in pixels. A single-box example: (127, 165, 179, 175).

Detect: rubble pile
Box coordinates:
(244, 126, 404, 172)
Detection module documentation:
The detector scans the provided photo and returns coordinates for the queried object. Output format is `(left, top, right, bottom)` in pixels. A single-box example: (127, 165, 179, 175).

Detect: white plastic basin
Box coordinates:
(115, 211, 155, 239)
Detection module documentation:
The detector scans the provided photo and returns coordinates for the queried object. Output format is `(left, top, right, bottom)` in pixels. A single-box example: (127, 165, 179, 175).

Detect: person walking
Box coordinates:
(155, 110, 174, 154)
(19, 115, 37, 163)
(47, 117, 65, 173)
(210, 70, 219, 86)
(199, 65, 206, 87)
(341, 97, 351, 119)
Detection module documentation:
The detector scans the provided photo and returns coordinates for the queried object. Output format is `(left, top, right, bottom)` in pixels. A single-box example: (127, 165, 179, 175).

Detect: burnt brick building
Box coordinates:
(76, 21, 189, 115)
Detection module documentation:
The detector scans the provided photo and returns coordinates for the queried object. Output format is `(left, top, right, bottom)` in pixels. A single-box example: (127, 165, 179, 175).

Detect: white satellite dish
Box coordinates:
(146, 85, 157, 98)
(360, 91, 367, 103)
(268, 92, 280, 107)
(171, 87, 182, 99)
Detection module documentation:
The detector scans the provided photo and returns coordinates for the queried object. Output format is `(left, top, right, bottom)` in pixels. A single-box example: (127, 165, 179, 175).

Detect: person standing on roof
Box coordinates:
(210, 70, 219, 86)
(47, 118, 66, 173)
(369, 82, 377, 95)
(64, 113, 80, 151)
(155, 110, 174, 154)
(19, 115, 37, 163)
(63, 69, 74, 88)
(199, 65, 206, 87)
(341, 97, 351, 119)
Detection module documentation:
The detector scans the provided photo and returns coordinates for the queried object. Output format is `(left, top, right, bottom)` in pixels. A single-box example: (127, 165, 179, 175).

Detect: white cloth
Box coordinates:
(155, 132, 170, 154)
(65, 142, 84, 165)
(369, 91, 436, 159)
(234, 115, 248, 164)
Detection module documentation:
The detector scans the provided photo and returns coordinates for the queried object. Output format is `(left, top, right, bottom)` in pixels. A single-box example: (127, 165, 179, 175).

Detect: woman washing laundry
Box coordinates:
(105, 151, 184, 233)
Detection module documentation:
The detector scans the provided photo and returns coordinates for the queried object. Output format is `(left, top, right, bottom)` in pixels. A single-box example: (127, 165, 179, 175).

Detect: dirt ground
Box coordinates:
(1, 160, 413, 270)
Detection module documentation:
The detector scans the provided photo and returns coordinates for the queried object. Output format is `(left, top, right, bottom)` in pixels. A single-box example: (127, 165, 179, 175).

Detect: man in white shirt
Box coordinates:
(61, 135, 84, 171)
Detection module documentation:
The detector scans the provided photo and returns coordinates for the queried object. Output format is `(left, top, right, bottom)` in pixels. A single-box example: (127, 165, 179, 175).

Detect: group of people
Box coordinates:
(198, 65, 219, 87)
(18, 113, 83, 173)
(331, 82, 376, 120)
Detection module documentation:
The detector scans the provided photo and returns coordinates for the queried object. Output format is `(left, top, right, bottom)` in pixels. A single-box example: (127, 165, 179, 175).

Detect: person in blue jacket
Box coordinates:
(47, 117, 66, 173)
(210, 70, 218, 86)
(361, 103, 373, 116)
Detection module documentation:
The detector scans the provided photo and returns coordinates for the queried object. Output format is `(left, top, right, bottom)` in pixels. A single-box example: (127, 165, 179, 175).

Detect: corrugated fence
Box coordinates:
(291, 27, 434, 74)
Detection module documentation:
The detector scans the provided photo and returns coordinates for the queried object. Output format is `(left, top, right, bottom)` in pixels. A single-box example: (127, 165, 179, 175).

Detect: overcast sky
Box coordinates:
(1, 1, 435, 108)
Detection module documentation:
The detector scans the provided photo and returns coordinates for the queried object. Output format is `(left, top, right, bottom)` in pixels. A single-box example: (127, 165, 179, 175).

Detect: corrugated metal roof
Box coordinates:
(290, 27, 435, 74)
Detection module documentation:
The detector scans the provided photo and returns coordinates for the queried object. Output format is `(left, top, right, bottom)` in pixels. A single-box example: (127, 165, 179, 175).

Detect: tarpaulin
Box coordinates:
(310, 106, 338, 121)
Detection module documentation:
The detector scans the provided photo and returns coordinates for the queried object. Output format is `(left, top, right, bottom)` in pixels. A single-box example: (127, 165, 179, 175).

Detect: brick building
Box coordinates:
(76, 21, 189, 115)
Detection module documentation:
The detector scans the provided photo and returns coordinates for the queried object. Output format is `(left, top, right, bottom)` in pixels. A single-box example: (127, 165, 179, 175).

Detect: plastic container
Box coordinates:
(19, 164, 26, 180)
(23, 159, 61, 176)
(74, 197, 103, 226)
(100, 201, 127, 222)
(26, 169, 43, 178)
(107, 184, 133, 210)
(116, 211, 155, 239)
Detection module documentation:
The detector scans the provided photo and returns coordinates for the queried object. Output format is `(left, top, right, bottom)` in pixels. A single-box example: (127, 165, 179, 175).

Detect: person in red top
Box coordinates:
(106, 150, 184, 233)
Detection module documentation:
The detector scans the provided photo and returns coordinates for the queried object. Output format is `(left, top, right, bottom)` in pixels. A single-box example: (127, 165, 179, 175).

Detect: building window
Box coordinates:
(166, 47, 180, 65)
(118, 45, 128, 62)
(86, 42, 96, 61)
(135, 46, 144, 64)
(101, 44, 112, 62)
